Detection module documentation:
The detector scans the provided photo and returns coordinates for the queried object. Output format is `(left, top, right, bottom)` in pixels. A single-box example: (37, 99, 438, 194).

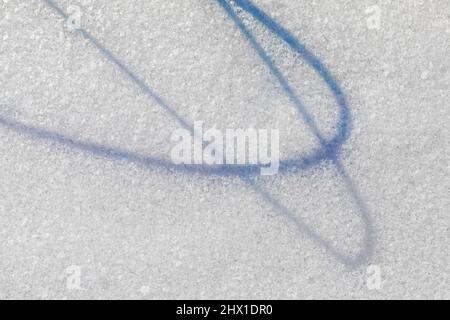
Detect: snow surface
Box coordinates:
(0, 0, 448, 299)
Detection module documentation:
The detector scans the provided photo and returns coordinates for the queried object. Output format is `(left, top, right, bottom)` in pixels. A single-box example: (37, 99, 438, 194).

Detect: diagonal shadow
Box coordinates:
(1, 0, 375, 268)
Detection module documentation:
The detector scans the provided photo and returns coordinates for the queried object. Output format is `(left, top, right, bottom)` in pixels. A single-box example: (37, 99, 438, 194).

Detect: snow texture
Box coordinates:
(0, 0, 448, 299)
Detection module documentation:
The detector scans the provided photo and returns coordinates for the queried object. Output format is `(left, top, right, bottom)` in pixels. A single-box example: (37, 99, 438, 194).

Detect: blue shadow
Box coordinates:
(0, 0, 375, 268)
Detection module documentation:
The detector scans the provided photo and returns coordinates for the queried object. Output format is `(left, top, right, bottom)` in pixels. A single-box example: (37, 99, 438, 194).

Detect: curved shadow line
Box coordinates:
(218, 0, 375, 267)
(0, 114, 374, 268)
(1, 0, 375, 268)
(219, 0, 351, 154)
(0, 114, 332, 176)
